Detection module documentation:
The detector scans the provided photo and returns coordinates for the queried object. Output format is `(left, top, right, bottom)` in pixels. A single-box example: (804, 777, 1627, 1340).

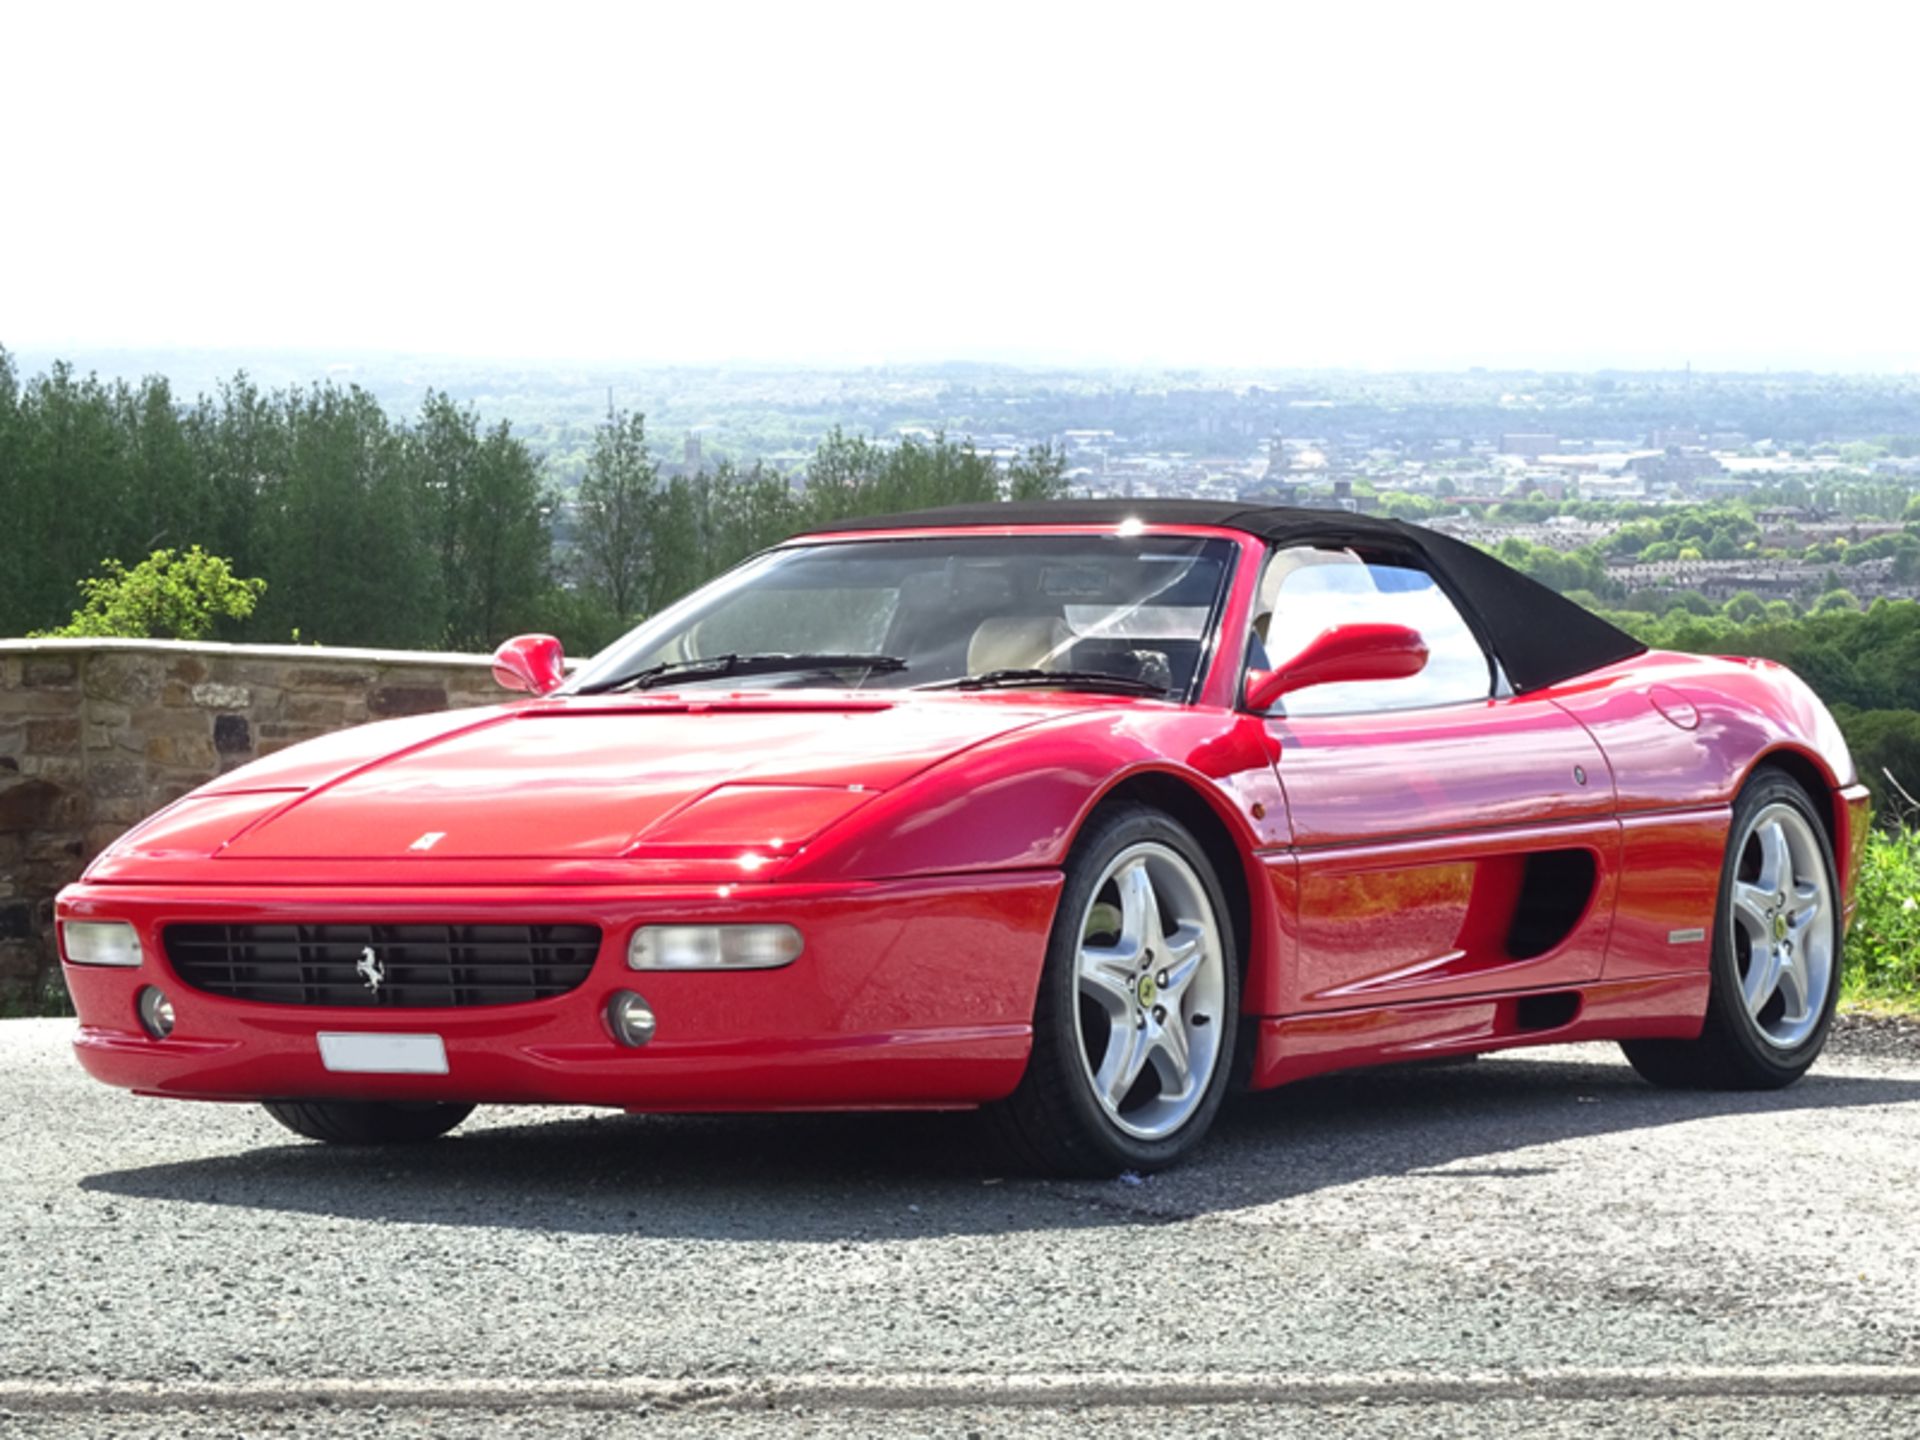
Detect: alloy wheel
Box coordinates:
(1727, 801, 1836, 1051)
(1072, 841, 1227, 1140)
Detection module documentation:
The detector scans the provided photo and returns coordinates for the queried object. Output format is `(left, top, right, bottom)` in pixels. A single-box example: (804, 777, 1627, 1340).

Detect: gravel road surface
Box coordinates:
(3, 1018, 1918, 1437)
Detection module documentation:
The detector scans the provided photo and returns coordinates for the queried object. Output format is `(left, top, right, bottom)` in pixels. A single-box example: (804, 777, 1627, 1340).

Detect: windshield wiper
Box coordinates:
(920, 668, 1170, 697)
(576, 652, 906, 696)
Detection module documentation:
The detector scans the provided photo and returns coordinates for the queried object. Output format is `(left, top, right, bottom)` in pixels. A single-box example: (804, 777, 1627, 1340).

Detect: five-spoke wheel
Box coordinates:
(1073, 842, 1227, 1141)
(991, 803, 1239, 1175)
(1726, 801, 1835, 1051)
(1623, 768, 1841, 1090)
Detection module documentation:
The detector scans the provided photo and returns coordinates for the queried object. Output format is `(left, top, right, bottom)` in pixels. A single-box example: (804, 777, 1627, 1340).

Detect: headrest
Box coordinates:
(967, 615, 1071, 675)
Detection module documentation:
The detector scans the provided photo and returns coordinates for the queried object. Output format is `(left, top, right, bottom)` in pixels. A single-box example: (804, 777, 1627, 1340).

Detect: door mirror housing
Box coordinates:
(491, 633, 567, 695)
(1245, 623, 1429, 713)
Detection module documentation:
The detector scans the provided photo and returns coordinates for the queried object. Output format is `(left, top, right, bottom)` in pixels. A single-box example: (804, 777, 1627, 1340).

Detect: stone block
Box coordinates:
(284, 695, 348, 728)
(287, 667, 376, 691)
(168, 656, 209, 685)
(0, 899, 31, 941)
(369, 685, 447, 717)
(16, 756, 85, 785)
(191, 682, 250, 709)
(146, 732, 218, 770)
(26, 716, 81, 754)
(0, 778, 63, 832)
(229, 663, 291, 687)
(22, 659, 78, 688)
(82, 654, 164, 708)
(213, 714, 253, 754)
(0, 688, 82, 714)
(90, 760, 148, 799)
(91, 795, 156, 826)
(25, 833, 84, 865)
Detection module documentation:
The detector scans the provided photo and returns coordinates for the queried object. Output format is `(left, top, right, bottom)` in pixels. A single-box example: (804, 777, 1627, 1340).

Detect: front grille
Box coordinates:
(165, 923, 602, 1007)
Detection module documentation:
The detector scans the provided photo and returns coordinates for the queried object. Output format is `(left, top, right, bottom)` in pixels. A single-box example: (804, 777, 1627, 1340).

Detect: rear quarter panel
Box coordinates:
(1546, 650, 1863, 978)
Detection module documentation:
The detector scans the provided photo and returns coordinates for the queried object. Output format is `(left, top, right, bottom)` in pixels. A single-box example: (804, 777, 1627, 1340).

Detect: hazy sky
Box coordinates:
(4, 1, 1914, 371)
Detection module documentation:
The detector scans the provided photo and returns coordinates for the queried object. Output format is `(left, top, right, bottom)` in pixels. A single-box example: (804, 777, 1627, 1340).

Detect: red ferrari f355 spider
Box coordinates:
(57, 502, 1870, 1174)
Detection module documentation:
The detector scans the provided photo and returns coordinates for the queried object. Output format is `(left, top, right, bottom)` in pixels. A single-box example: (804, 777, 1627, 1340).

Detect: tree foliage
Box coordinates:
(37, 546, 265, 640)
(0, 350, 1077, 658)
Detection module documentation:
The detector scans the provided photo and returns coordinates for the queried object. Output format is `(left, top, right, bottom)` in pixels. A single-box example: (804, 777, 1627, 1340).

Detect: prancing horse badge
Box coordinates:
(356, 946, 385, 995)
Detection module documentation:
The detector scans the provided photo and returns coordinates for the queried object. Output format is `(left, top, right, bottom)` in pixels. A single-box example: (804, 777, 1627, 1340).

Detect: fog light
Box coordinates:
(606, 990, 656, 1048)
(137, 986, 175, 1040)
(61, 920, 143, 968)
(628, 924, 803, 970)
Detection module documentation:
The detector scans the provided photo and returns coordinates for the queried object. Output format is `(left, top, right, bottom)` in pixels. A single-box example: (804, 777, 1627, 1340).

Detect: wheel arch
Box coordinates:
(1745, 744, 1851, 893)
(1075, 767, 1268, 1010)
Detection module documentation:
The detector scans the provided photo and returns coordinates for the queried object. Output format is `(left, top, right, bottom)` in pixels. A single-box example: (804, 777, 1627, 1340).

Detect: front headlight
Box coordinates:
(629, 924, 803, 970)
(60, 920, 144, 968)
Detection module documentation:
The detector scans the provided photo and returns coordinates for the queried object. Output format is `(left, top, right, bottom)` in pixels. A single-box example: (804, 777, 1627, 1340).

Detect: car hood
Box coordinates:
(97, 694, 1061, 877)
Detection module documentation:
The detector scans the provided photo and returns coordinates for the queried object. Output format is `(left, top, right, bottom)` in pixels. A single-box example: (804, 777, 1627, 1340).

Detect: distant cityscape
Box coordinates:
(21, 350, 1920, 606)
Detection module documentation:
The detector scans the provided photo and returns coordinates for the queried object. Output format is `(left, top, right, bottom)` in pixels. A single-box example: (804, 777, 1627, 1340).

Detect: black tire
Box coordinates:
(1621, 768, 1841, 1090)
(262, 1099, 476, 1144)
(989, 803, 1240, 1177)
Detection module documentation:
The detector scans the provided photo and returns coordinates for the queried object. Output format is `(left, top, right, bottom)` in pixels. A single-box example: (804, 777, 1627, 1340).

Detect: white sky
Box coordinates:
(3, 0, 1914, 371)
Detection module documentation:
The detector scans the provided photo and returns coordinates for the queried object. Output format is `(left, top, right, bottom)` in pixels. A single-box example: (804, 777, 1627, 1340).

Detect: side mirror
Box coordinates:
(491, 633, 567, 695)
(1245, 623, 1428, 713)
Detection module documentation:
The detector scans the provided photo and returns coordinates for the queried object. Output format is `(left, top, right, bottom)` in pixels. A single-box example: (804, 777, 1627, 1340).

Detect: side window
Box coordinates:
(1253, 546, 1493, 716)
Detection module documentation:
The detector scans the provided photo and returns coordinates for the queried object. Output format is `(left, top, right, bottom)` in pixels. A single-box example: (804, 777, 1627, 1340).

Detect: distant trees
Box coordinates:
(0, 354, 551, 651)
(566, 417, 1071, 629)
(0, 349, 1071, 656)
(573, 408, 661, 626)
(415, 393, 551, 651)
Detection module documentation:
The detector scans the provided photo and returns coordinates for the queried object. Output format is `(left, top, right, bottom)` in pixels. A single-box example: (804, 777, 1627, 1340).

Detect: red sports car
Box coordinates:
(56, 502, 1870, 1174)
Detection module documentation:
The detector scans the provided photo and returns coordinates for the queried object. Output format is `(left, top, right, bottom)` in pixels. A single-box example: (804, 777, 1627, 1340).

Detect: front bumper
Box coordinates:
(57, 871, 1061, 1110)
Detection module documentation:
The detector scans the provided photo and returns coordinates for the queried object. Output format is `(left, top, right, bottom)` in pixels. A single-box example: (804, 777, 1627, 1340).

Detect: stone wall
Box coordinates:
(0, 638, 513, 1007)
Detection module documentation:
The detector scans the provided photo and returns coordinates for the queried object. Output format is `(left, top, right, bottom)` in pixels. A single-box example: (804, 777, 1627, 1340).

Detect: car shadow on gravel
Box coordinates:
(79, 1051, 1920, 1241)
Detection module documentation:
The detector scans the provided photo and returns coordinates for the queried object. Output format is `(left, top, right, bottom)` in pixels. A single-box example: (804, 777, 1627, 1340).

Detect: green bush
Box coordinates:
(34, 546, 265, 640)
(1846, 827, 1920, 1002)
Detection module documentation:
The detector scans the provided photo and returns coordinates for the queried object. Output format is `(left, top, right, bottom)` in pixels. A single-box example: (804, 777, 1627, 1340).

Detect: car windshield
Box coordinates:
(566, 533, 1237, 698)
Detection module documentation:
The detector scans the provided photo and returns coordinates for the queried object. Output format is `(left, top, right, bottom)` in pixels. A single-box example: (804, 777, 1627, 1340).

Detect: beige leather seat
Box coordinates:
(967, 615, 1072, 675)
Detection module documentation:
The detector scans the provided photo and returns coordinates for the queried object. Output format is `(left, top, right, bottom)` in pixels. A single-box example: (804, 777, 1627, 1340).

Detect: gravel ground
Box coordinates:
(3, 1018, 1919, 1437)
(1831, 1009, 1920, 1062)
(4, 1395, 1919, 1440)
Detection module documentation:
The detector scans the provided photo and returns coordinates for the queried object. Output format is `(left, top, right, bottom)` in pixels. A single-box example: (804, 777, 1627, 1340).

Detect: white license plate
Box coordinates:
(317, 1032, 448, 1075)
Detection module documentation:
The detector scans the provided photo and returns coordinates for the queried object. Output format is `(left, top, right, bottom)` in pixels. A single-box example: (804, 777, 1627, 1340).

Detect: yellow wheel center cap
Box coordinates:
(1773, 913, 1789, 943)
(1137, 975, 1158, 1007)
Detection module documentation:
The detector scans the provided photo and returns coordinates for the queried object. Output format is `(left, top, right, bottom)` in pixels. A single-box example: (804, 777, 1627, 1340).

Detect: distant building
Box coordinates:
(1500, 433, 1559, 458)
(1262, 433, 1288, 483)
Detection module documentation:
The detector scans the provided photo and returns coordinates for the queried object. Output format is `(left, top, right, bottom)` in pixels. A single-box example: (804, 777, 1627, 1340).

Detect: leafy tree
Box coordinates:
(251, 385, 438, 647)
(574, 407, 660, 624)
(411, 392, 551, 649)
(37, 546, 265, 639)
(1005, 441, 1071, 500)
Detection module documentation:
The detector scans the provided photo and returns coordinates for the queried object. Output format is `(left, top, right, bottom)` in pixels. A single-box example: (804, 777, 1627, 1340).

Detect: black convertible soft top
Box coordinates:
(796, 499, 1646, 694)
